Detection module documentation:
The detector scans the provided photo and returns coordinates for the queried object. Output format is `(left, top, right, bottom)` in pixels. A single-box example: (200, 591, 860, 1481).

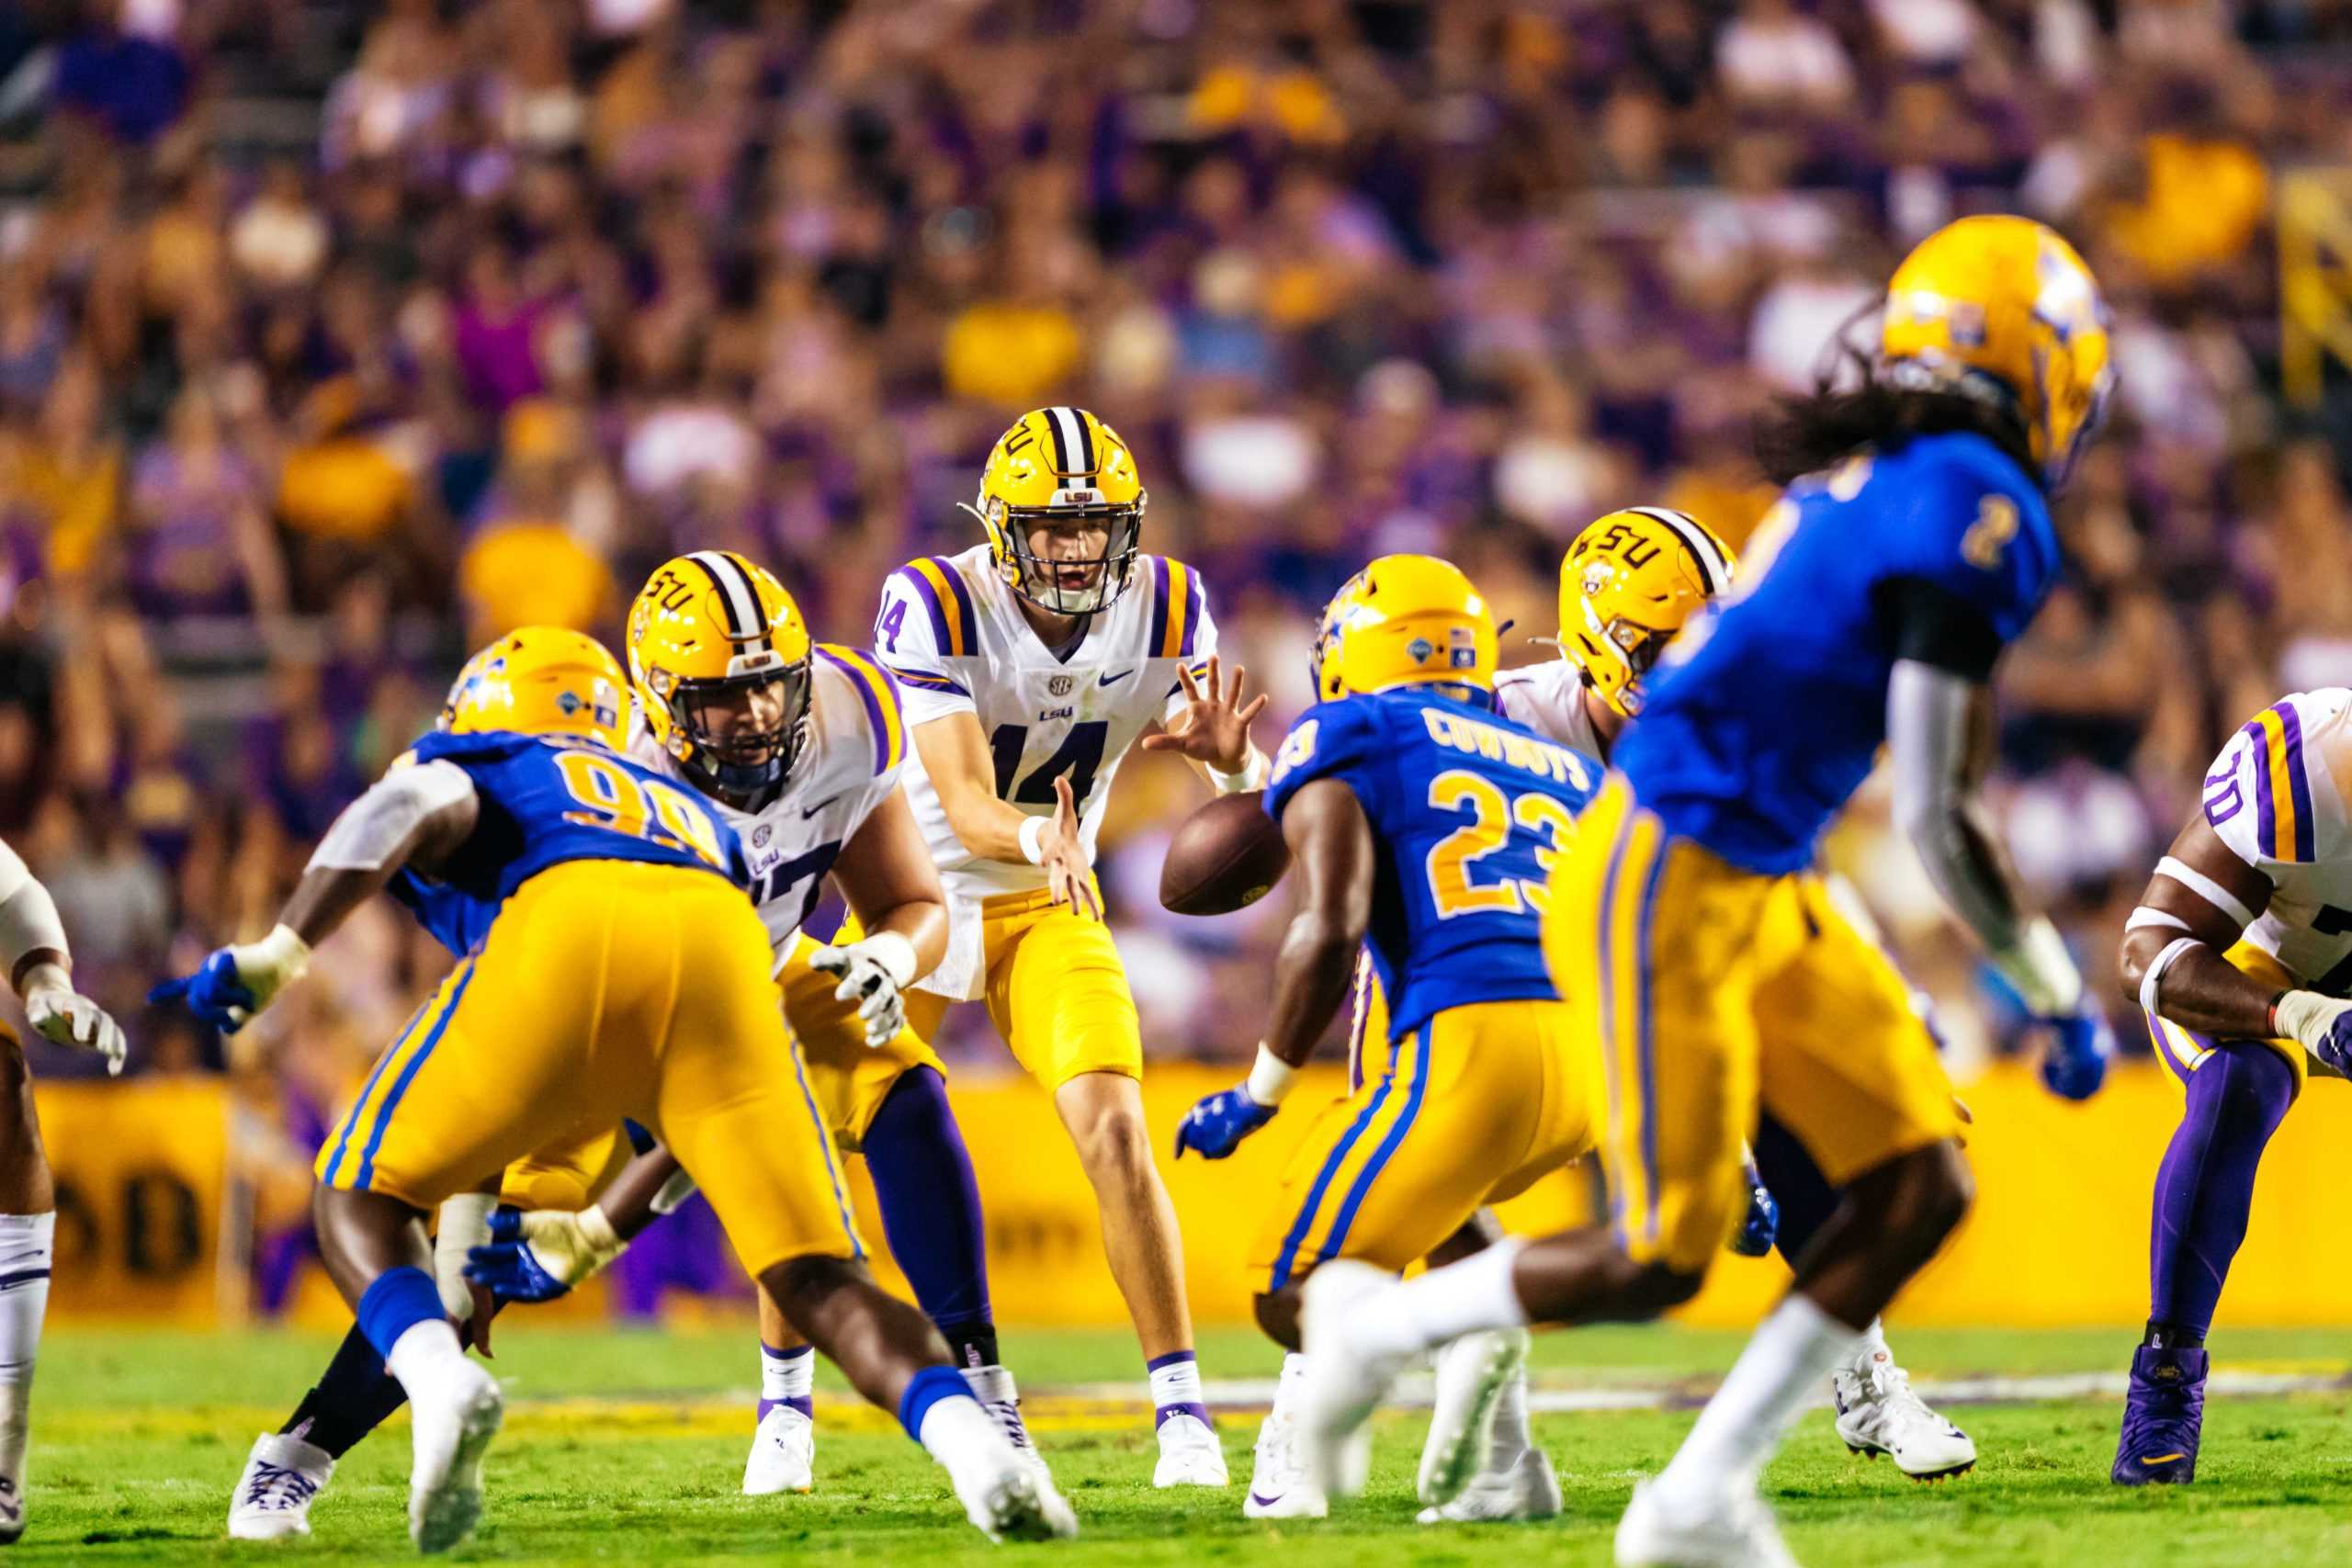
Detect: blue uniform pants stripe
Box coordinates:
(1632, 839, 1670, 1247)
(1310, 1020, 1432, 1269)
(356, 958, 480, 1190)
(320, 993, 437, 1187)
(789, 1038, 865, 1261)
(1594, 805, 1638, 1238)
(1269, 1061, 1398, 1291)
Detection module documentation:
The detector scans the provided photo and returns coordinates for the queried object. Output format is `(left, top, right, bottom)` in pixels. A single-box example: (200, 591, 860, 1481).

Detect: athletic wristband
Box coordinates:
(1989, 915, 2083, 1017)
(2138, 936, 2202, 1018)
(1018, 814, 1051, 866)
(1209, 746, 1272, 796)
(862, 930, 921, 989)
(2270, 988, 2350, 1053)
(1246, 1043, 1298, 1106)
(578, 1203, 622, 1254)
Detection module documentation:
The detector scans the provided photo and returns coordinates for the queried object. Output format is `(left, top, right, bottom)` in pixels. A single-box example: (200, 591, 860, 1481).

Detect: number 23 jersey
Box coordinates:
(2199, 688, 2352, 992)
(874, 544, 1215, 993)
(1265, 687, 1600, 1042)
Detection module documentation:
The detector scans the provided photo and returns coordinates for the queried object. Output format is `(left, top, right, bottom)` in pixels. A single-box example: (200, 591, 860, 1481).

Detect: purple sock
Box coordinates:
(864, 1069, 995, 1352)
(2147, 1042, 2294, 1344)
(757, 1341, 815, 1423)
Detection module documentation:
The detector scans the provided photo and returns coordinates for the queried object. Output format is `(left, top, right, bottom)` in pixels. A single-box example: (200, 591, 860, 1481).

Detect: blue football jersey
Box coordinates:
(1614, 431, 2060, 875)
(1263, 687, 1600, 1041)
(391, 729, 745, 930)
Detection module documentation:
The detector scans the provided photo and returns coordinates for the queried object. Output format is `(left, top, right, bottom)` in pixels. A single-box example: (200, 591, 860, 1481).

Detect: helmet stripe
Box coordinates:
(1045, 406, 1089, 477)
(1073, 408, 1098, 472)
(687, 549, 763, 646)
(1626, 508, 1729, 596)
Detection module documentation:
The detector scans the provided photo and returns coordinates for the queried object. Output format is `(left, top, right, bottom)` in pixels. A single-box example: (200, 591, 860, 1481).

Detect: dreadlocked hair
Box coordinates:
(1753, 344, 2041, 491)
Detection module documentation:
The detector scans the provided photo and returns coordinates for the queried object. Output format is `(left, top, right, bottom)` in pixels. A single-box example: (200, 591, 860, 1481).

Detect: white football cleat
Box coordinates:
(1615, 1478, 1799, 1568)
(1416, 1447, 1560, 1525)
(1152, 1410, 1229, 1487)
(1418, 1327, 1530, 1507)
(952, 1447, 1080, 1543)
(1295, 1261, 1408, 1499)
(406, 1358, 503, 1553)
(228, 1430, 335, 1540)
(742, 1404, 815, 1495)
(962, 1365, 1053, 1489)
(1832, 1348, 1975, 1481)
(1243, 1405, 1326, 1519)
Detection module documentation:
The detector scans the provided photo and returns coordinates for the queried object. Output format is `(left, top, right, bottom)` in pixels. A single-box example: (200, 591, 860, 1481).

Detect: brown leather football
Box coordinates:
(1159, 791, 1292, 915)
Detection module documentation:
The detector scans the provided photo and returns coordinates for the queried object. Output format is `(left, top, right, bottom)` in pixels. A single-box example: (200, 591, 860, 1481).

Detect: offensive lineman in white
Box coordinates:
(225, 551, 1069, 1538)
(872, 407, 1269, 1484)
(0, 843, 126, 1542)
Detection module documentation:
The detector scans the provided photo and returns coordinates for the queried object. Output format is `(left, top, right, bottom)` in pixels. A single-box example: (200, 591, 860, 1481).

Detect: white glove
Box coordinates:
(22, 965, 125, 1077)
(808, 931, 920, 1049)
(514, 1204, 626, 1288)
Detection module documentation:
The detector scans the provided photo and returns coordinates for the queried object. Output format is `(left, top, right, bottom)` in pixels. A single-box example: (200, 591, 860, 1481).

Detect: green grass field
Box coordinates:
(19, 1323, 2352, 1565)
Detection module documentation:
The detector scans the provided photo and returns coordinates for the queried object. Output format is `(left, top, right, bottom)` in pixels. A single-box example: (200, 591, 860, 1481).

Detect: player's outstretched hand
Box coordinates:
(1041, 775, 1101, 919)
(1729, 1163, 1778, 1257)
(1142, 655, 1271, 775)
(25, 981, 125, 1076)
(810, 934, 917, 1048)
(2036, 1005, 2113, 1101)
(465, 1203, 626, 1303)
(1173, 1084, 1277, 1160)
(148, 950, 259, 1035)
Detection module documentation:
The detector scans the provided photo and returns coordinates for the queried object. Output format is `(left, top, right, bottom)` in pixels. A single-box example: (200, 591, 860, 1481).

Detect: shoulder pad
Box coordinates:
(812, 644, 907, 780)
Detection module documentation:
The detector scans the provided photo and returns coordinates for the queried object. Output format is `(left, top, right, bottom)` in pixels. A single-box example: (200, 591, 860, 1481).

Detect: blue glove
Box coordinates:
(2037, 1006, 2113, 1101)
(147, 950, 258, 1035)
(1730, 1165, 1778, 1258)
(1173, 1085, 1278, 1160)
(463, 1207, 573, 1303)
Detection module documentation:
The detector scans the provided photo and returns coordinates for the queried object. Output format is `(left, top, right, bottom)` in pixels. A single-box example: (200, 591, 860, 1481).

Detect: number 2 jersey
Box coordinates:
(874, 542, 1216, 998)
(2199, 688, 2352, 992)
(1265, 685, 1600, 1042)
(387, 728, 747, 954)
(1614, 430, 2061, 874)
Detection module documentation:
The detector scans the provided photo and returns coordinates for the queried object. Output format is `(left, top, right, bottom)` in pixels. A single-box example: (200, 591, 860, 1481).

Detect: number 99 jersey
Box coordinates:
(1264, 686, 1599, 1043)
(401, 728, 746, 909)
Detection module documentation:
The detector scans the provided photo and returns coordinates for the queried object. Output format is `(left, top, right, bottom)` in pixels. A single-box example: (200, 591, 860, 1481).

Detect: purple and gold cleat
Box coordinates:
(2112, 1345, 2207, 1485)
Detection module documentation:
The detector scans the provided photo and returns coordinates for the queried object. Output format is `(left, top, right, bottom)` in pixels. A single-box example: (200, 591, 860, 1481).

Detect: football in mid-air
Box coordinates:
(1159, 791, 1291, 915)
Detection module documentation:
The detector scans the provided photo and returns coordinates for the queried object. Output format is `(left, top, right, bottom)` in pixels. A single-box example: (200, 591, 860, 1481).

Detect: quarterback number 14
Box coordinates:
(1424, 770, 1576, 919)
(990, 720, 1108, 808)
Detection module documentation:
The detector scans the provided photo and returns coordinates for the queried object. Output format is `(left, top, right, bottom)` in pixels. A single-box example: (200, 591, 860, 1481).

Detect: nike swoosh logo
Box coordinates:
(1248, 1493, 1283, 1507)
(2140, 1452, 2187, 1465)
(800, 796, 841, 820)
(1099, 669, 1134, 686)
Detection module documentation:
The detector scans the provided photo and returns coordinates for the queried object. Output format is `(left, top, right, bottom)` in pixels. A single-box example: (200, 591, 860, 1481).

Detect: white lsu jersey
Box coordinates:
(631, 642, 908, 970)
(1494, 658, 1606, 762)
(874, 542, 1214, 998)
(2200, 688, 2352, 993)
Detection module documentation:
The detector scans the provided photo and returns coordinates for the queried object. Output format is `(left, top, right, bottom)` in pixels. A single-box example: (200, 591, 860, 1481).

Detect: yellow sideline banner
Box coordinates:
(39, 1078, 231, 1324)
(910, 1059, 2352, 1330)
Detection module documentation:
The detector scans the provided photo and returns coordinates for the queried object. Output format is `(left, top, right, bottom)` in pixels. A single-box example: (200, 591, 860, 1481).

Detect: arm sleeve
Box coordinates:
(875, 567, 977, 724)
(1264, 702, 1381, 823)
(1873, 576, 2005, 681)
(309, 760, 480, 873)
(0, 840, 68, 978)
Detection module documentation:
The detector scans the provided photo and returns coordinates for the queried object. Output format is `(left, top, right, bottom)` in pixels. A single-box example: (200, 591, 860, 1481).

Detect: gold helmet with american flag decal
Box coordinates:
(626, 550, 813, 802)
(1558, 507, 1736, 719)
(960, 406, 1147, 616)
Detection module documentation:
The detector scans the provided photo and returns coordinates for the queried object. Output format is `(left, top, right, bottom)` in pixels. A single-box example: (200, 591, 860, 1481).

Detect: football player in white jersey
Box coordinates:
(226, 552, 1063, 1538)
(2114, 687, 2352, 1483)
(870, 407, 1271, 1485)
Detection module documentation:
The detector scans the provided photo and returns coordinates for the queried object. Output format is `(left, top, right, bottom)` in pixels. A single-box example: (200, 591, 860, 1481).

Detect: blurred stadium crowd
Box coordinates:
(0, 0, 2348, 1296)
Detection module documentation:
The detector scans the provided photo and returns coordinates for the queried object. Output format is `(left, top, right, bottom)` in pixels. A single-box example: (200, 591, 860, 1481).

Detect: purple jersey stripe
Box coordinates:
(2243, 718, 2277, 859)
(886, 664, 969, 695)
(1148, 556, 1172, 655)
(817, 648, 890, 774)
(896, 567, 953, 654)
(2280, 703, 2315, 862)
(1178, 563, 1204, 658)
(928, 557, 979, 652)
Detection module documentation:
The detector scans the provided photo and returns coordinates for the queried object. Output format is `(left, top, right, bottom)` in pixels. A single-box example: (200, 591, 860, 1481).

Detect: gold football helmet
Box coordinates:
(962, 406, 1147, 615)
(441, 626, 629, 751)
(1311, 555, 1499, 702)
(1881, 214, 2114, 488)
(1558, 507, 1736, 718)
(626, 550, 813, 799)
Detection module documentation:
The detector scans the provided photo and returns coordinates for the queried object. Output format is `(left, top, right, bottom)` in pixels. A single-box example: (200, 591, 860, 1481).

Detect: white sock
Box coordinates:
(382, 1317, 469, 1399)
(0, 1213, 51, 1487)
(1487, 1367, 1532, 1467)
(1654, 1294, 1861, 1506)
(1270, 1351, 1308, 1419)
(1148, 1353, 1203, 1411)
(1849, 1317, 1892, 1373)
(1349, 1237, 1530, 1359)
(761, 1343, 814, 1406)
(917, 1390, 1005, 1483)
